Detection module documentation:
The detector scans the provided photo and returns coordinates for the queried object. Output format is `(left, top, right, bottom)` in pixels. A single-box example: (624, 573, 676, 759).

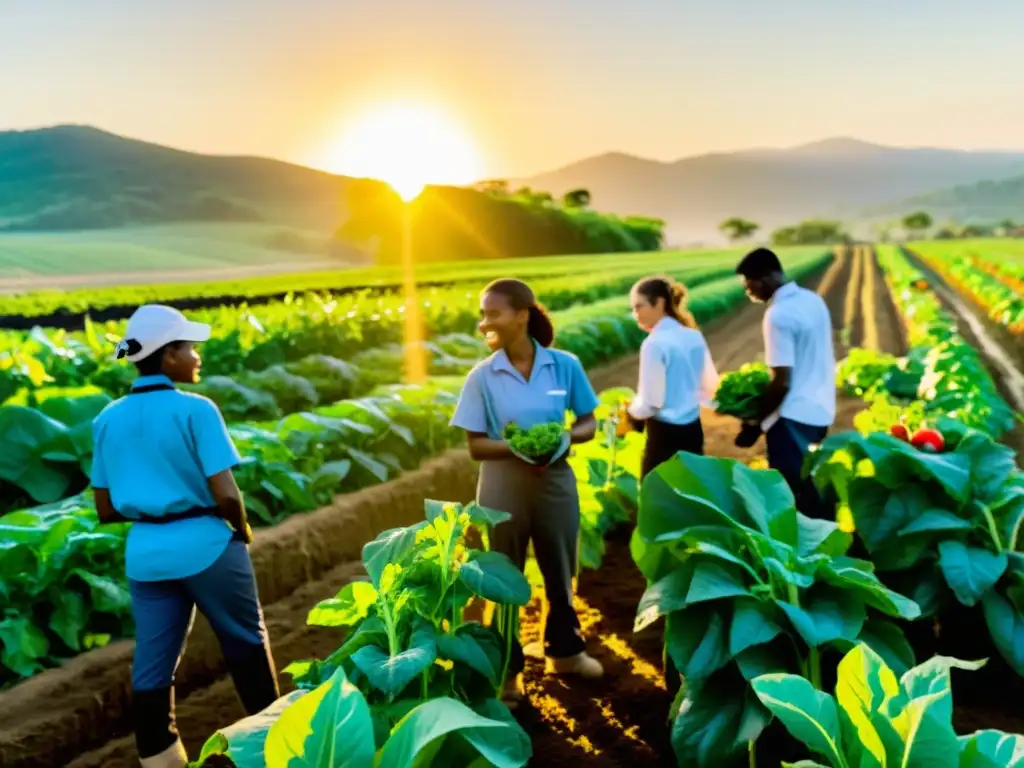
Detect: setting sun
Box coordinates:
(326, 102, 483, 200)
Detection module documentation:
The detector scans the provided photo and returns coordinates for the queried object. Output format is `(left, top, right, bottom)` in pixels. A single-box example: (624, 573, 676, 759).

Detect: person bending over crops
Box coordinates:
(451, 278, 604, 708)
(90, 305, 279, 768)
(735, 247, 836, 517)
(622, 275, 720, 478)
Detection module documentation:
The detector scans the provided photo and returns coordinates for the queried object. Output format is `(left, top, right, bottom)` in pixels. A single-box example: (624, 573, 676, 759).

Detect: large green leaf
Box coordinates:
(664, 606, 730, 688)
(859, 433, 972, 503)
(956, 432, 1017, 503)
(819, 563, 922, 620)
(981, 590, 1024, 676)
(351, 624, 437, 698)
(201, 690, 305, 768)
(751, 673, 845, 765)
(729, 599, 784, 656)
(362, 524, 428, 588)
(457, 551, 531, 606)
(671, 674, 768, 767)
(731, 461, 798, 544)
(435, 623, 503, 685)
(376, 697, 531, 768)
(634, 559, 696, 632)
(832, 644, 900, 768)
(638, 453, 746, 542)
(685, 561, 751, 605)
(264, 668, 376, 767)
(958, 730, 1024, 768)
(776, 593, 867, 648)
(307, 581, 378, 628)
(937, 541, 1008, 607)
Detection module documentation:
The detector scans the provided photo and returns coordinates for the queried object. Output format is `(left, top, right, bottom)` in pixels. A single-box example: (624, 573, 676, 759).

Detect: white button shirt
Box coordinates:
(761, 282, 836, 431)
(628, 316, 720, 425)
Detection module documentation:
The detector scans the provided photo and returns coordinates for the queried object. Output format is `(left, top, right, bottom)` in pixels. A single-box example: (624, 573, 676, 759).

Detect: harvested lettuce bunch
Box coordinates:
(503, 421, 565, 459)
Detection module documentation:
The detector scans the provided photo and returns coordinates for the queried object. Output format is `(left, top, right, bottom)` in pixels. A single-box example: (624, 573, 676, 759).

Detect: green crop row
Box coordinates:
(909, 241, 1024, 334)
(0, 246, 760, 322)
(0, 255, 761, 405)
(841, 245, 1017, 439)
(0, 250, 832, 688)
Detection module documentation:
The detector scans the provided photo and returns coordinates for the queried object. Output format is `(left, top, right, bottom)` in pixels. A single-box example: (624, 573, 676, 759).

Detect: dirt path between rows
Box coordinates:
(65, 262, 852, 768)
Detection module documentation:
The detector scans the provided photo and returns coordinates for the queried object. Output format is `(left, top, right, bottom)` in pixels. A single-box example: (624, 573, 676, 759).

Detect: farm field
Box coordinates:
(0, 223, 342, 283)
(0, 238, 769, 325)
(2, 244, 1024, 768)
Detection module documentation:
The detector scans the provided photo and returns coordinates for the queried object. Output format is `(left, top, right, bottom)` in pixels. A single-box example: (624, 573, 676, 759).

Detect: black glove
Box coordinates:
(735, 421, 762, 448)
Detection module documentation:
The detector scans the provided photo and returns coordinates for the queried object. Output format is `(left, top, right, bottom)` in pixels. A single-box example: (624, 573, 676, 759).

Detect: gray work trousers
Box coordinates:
(477, 458, 586, 673)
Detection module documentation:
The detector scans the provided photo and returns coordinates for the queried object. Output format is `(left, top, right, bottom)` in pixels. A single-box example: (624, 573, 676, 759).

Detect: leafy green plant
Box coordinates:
(285, 500, 531, 707)
(630, 452, 921, 767)
(189, 666, 531, 768)
(713, 363, 770, 420)
(752, 642, 1024, 768)
(807, 422, 1024, 675)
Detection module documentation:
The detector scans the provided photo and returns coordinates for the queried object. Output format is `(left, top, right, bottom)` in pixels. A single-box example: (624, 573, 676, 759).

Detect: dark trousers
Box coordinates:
(766, 417, 830, 519)
(477, 459, 585, 674)
(129, 541, 279, 758)
(640, 417, 705, 480)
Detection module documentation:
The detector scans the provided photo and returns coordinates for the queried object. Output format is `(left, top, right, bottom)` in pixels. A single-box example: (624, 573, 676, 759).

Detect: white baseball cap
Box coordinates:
(113, 305, 212, 362)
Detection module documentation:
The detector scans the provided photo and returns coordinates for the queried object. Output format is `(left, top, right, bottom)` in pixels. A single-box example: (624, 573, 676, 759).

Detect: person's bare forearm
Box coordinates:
(217, 496, 248, 533)
(755, 368, 791, 423)
(570, 415, 597, 444)
(467, 436, 515, 460)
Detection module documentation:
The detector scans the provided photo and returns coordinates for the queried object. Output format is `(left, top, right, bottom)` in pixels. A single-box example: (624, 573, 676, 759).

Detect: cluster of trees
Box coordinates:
(875, 212, 1021, 241)
(717, 216, 850, 246)
(338, 180, 665, 264)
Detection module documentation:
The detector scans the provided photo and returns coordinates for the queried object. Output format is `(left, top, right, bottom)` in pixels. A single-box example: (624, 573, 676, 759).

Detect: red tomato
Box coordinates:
(890, 424, 910, 442)
(910, 428, 945, 453)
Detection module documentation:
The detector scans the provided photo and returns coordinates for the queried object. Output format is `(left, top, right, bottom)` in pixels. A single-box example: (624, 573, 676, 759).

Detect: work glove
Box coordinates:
(735, 421, 763, 448)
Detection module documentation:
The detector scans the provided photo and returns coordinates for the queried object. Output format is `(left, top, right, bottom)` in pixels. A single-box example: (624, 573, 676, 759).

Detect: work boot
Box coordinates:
(549, 651, 604, 679)
(133, 687, 185, 767)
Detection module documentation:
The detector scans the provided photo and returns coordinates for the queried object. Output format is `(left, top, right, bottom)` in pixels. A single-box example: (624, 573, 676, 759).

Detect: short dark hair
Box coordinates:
(735, 247, 783, 279)
(130, 340, 183, 376)
(482, 278, 555, 347)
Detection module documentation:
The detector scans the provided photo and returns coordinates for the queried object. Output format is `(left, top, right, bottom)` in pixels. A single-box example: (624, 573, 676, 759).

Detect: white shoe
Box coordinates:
(523, 641, 544, 660)
(139, 739, 188, 768)
(549, 652, 604, 679)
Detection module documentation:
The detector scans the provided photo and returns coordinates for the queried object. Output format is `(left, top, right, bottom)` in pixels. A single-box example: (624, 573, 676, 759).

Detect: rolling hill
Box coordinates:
(4, 125, 1024, 249)
(871, 173, 1024, 223)
(0, 124, 351, 232)
(517, 138, 1024, 242)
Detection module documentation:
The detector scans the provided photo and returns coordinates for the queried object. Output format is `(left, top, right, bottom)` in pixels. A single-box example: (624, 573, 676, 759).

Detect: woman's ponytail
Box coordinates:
(527, 304, 555, 347)
(634, 275, 698, 329)
(482, 278, 556, 347)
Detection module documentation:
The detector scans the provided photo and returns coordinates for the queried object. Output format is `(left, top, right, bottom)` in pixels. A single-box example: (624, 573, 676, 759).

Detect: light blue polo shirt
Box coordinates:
(91, 375, 240, 582)
(451, 343, 599, 439)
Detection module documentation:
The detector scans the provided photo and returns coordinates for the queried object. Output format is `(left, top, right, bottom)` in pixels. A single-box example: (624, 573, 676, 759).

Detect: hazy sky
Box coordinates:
(3, 0, 1024, 180)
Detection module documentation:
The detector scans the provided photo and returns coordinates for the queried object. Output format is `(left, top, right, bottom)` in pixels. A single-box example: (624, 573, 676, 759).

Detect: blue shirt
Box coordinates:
(450, 343, 599, 439)
(91, 375, 241, 582)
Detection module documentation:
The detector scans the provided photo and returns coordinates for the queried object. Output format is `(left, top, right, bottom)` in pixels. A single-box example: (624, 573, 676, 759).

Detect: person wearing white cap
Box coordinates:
(90, 305, 279, 768)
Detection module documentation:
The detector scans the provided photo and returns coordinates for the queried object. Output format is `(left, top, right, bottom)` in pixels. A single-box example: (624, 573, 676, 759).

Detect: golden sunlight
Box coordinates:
(327, 102, 483, 200)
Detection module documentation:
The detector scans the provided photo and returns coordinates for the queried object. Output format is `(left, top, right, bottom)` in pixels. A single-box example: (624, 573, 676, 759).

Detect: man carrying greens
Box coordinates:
(734, 248, 836, 518)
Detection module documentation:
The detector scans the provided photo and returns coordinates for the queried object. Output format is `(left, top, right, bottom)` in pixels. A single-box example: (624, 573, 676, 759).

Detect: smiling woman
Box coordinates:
(326, 102, 484, 200)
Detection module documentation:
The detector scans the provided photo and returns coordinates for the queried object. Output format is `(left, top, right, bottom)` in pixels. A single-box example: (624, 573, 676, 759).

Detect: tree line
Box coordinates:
(337, 180, 665, 264)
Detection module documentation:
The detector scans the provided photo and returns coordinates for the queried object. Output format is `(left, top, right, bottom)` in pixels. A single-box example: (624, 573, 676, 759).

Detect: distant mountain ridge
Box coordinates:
(3, 124, 1024, 242)
(517, 138, 1024, 242)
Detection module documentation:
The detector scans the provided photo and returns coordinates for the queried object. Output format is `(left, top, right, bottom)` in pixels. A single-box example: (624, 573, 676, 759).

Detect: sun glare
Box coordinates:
(328, 102, 482, 200)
